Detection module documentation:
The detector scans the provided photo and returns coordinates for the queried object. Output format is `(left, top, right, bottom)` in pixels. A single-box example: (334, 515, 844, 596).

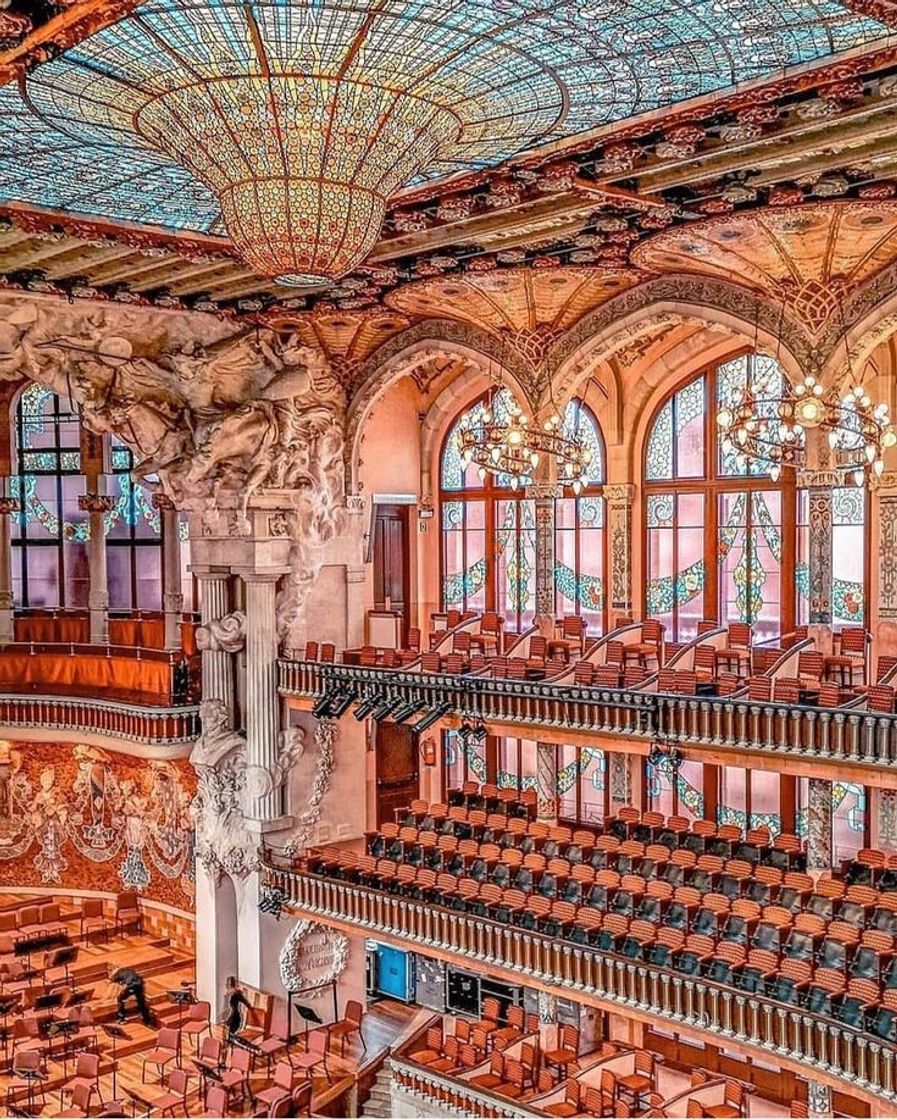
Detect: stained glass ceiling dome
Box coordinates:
(0, 0, 888, 283)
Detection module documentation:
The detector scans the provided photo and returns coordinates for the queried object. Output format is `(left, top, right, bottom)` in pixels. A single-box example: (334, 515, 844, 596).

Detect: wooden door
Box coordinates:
(376, 722, 419, 826)
(373, 504, 410, 639)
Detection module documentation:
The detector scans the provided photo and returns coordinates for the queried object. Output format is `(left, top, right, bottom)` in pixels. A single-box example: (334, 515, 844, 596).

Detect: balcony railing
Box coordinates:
(263, 862, 897, 1108)
(390, 1054, 545, 1118)
(0, 693, 200, 744)
(278, 660, 897, 769)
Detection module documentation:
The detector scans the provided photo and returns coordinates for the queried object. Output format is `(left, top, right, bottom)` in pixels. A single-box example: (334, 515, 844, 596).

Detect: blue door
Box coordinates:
(375, 944, 412, 1001)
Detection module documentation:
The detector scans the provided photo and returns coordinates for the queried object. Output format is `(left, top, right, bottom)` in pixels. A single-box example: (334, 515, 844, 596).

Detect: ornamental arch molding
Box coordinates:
(345, 320, 536, 493)
(546, 275, 816, 409)
(818, 258, 897, 384)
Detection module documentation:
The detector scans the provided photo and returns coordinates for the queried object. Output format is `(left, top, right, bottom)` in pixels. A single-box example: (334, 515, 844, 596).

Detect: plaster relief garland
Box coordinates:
(195, 610, 246, 654)
(279, 918, 349, 993)
(283, 719, 338, 856)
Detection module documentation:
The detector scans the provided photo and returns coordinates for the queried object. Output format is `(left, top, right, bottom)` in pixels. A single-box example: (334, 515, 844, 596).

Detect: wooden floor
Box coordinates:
(1, 894, 419, 1117)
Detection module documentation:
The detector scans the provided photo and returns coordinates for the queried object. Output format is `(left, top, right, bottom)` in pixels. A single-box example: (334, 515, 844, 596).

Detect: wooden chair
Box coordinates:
(824, 627, 869, 687)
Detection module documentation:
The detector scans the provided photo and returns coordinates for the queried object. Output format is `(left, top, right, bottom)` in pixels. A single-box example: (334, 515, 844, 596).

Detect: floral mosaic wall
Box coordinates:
(0, 741, 195, 910)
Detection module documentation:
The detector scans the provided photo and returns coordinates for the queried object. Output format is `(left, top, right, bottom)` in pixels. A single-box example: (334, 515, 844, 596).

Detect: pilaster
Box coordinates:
(196, 569, 235, 719)
(807, 777, 833, 874)
(154, 493, 183, 650)
(243, 573, 286, 826)
(528, 478, 558, 635)
(606, 484, 635, 616)
(79, 491, 115, 645)
(536, 741, 558, 822)
(806, 485, 833, 625)
(0, 481, 19, 644)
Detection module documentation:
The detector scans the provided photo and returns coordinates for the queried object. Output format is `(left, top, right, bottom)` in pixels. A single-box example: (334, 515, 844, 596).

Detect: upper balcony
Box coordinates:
(278, 616, 897, 777)
(0, 608, 200, 745)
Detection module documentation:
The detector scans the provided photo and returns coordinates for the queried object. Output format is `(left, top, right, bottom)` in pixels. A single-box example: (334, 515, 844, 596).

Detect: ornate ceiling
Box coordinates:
(3, 1, 897, 325)
(632, 201, 897, 335)
(385, 266, 639, 338)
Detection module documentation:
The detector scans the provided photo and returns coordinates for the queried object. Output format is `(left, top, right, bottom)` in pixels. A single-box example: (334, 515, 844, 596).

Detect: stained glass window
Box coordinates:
(647, 756, 704, 821)
(11, 385, 88, 609)
(797, 487, 866, 629)
(105, 438, 163, 611)
(556, 744, 607, 824)
(718, 766, 782, 834)
(796, 778, 866, 862)
(555, 399, 606, 633)
(439, 391, 536, 631)
(644, 356, 795, 640)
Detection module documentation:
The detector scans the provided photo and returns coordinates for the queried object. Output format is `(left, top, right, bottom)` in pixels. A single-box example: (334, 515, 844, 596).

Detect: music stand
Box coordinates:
(0, 996, 20, 1060)
(45, 1019, 78, 1075)
(166, 988, 193, 1056)
(287, 980, 338, 1046)
(101, 1023, 129, 1100)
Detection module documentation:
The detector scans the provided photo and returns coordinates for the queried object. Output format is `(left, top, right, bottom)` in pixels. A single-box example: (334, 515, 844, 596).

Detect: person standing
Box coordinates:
(221, 975, 251, 1038)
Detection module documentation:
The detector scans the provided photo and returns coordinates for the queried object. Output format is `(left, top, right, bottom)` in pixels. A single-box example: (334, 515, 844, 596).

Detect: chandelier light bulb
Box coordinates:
(875, 459, 885, 476)
(884, 430, 897, 448)
(717, 408, 733, 429)
(854, 468, 865, 486)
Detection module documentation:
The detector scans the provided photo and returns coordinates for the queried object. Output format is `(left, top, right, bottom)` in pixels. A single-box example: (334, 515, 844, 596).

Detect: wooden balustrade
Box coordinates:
(263, 862, 897, 1107)
(278, 659, 897, 768)
(390, 1055, 545, 1118)
(0, 693, 200, 743)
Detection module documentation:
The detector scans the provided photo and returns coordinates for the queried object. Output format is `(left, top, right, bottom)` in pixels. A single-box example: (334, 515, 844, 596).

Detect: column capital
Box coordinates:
(796, 469, 842, 489)
(526, 481, 561, 501)
(78, 493, 116, 513)
(604, 483, 636, 505)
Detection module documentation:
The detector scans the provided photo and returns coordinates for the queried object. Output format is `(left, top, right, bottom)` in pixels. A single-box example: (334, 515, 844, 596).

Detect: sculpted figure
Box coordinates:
(190, 699, 245, 771)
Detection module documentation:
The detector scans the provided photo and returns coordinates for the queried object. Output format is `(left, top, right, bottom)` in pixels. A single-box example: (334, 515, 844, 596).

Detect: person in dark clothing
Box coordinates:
(111, 966, 154, 1026)
(222, 975, 251, 1037)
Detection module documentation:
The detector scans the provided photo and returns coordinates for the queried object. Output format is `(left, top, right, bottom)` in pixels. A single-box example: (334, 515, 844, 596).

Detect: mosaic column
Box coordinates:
(806, 1081, 832, 1118)
(79, 491, 115, 645)
(609, 752, 633, 810)
(243, 573, 282, 824)
(154, 493, 183, 651)
(805, 478, 833, 625)
(0, 480, 18, 644)
(605, 484, 635, 617)
(878, 489, 897, 620)
(879, 788, 897, 851)
(197, 568, 234, 719)
(806, 777, 833, 874)
(536, 741, 558, 822)
(529, 479, 557, 635)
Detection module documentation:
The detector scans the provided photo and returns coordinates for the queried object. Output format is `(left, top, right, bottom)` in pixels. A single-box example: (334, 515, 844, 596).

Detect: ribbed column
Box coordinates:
(0, 480, 17, 644)
(536, 741, 558, 822)
(198, 570, 234, 718)
(79, 491, 114, 645)
(155, 494, 183, 650)
(244, 574, 281, 823)
(807, 777, 833, 874)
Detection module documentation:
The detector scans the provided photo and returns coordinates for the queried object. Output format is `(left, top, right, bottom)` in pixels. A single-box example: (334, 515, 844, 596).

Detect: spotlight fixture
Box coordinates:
(354, 694, 386, 720)
(258, 884, 287, 920)
(372, 695, 404, 722)
(411, 701, 454, 734)
(391, 698, 427, 724)
(327, 691, 357, 718)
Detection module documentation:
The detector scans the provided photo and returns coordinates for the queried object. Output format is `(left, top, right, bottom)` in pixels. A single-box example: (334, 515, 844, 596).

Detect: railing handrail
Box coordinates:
(0, 692, 200, 743)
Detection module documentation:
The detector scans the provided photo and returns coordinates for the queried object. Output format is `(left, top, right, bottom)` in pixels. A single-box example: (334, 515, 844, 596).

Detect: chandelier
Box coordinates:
(717, 372, 897, 486)
(457, 388, 592, 492)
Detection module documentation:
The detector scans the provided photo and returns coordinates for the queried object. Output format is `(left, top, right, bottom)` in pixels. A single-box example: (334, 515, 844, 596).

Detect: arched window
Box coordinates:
(440, 391, 606, 632)
(440, 388, 536, 631)
(11, 385, 165, 611)
(11, 384, 89, 608)
(554, 398, 606, 633)
(644, 354, 795, 642)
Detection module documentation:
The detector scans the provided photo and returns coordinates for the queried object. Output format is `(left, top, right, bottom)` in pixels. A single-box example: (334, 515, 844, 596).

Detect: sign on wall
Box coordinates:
(279, 918, 349, 993)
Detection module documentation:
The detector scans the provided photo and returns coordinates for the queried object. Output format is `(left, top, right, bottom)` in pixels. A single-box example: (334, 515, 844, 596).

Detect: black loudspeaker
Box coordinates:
(446, 969, 480, 1016)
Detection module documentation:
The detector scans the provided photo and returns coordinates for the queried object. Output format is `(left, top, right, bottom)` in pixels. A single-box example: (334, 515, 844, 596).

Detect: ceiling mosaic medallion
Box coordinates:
(0, 1, 887, 283)
(632, 202, 897, 335)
